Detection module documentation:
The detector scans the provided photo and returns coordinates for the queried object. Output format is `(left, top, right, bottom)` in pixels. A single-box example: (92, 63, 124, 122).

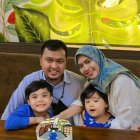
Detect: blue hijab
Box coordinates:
(75, 45, 140, 93)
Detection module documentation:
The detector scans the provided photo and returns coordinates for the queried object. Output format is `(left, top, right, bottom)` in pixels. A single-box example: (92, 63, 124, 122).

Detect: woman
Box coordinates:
(73, 45, 140, 130)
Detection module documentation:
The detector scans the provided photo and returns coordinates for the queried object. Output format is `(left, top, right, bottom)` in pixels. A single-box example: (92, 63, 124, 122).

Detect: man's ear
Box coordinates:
(39, 55, 42, 67)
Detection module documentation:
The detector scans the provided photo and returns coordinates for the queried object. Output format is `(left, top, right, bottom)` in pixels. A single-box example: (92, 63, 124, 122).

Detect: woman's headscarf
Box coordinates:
(75, 45, 140, 93)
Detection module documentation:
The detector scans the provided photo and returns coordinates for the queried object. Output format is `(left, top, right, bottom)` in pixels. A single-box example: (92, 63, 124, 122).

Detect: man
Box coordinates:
(1, 40, 85, 122)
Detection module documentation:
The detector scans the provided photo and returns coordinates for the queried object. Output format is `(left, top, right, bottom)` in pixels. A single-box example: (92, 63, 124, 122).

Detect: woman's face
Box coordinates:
(77, 55, 100, 80)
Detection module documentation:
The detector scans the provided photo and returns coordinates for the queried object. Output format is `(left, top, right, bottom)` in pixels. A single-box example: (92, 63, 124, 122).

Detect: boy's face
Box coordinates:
(27, 88, 52, 114)
(85, 92, 108, 119)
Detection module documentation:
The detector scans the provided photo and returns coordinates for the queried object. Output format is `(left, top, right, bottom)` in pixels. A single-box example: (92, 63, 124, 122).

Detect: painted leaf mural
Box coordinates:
(22, 0, 140, 45)
(6, 24, 17, 36)
(0, 33, 6, 42)
(23, 0, 95, 43)
(13, 5, 50, 42)
(3, 0, 28, 13)
(94, 0, 140, 46)
(0, 0, 140, 46)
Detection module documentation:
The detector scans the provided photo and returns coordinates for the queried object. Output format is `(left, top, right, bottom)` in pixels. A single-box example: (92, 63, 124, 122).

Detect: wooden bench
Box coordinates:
(0, 45, 140, 117)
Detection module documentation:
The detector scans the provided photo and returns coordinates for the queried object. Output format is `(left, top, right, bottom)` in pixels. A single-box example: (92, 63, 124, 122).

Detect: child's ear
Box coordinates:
(50, 96, 53, 102)
(105, 103, 108, 108)
(27, 99, 30, 105)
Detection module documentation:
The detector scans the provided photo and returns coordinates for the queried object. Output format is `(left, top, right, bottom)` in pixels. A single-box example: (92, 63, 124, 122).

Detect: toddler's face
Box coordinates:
(85, 92, 108, 118)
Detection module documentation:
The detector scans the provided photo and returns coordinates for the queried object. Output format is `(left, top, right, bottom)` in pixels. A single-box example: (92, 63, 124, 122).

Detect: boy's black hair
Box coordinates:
(25, 80, 53, 100)
(80, 84, 108, 107)
(41, 39, 68, 58)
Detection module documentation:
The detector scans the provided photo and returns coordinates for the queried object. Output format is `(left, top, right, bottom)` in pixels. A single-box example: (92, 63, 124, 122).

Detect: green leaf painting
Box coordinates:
(30, 0, 46, 4)
(6, 24, 17, 36)
(3, 0, 28, 13)
(22, 0, 140, 45)
(0, 32, 6, 42)
(0, 0, 140, 46)
(13, 5, 50, 42)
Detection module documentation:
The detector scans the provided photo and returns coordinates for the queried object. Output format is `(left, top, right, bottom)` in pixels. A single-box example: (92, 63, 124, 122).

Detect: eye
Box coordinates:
(31, 96, 37, 99)
(94, 99, 98, 102)
(43, 94, 48, 97)
(85, 59, 91, 64)
(57, 59, 65, 64)
(93, 97, 100, 102)
(42, 92, 49, 97)
(46, 58, 53, 63)
(78, 64, 83, 69)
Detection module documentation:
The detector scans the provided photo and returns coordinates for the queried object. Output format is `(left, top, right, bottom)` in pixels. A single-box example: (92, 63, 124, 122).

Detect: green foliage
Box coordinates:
(30, 0, 46, 4)
(0, 32, 6, 42)
(6, 24, 17, 36)
(3, 0, 28, 13)
(1, 0, 139, 45)
(22, 0, 140, 45)
(13, 5, 50, 43)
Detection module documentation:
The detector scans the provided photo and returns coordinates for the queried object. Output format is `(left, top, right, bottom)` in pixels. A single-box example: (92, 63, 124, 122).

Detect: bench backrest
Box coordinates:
(0, 53, 140, 117)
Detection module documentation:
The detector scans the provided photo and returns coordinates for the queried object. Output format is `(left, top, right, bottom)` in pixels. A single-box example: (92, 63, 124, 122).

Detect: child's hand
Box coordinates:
(132, 125, 140, 132)
(35, 116, 46, 124)
(82, 124, 86, 127)
(29, 116, 46, 125)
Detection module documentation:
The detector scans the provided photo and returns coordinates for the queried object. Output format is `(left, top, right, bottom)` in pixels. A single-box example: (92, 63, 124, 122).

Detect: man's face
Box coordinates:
(40, 48, 67, 85)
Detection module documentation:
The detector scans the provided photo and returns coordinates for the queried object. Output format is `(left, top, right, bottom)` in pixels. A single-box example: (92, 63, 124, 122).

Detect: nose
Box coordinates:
(89, 101, 94, 107)
(82, 64, 89, 72)
(37, 96, 43, 102)
(51, 61, 58, 68)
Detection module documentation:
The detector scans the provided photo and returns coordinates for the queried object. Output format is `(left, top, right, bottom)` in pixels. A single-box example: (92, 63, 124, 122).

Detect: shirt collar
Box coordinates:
(42, 70, 71, 85)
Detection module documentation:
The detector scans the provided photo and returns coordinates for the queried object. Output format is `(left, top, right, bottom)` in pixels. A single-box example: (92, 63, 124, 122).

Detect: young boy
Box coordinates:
(80, 84, 114, 128)
(4, 80, 53, 130)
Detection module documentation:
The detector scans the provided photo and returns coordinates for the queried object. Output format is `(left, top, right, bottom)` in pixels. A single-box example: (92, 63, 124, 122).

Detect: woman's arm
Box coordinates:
(57, 104, 83, 119)
(109, 74, 140, 129)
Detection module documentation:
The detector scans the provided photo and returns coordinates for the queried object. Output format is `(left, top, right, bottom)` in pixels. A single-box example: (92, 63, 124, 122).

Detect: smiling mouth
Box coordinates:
(86, 71, 94, 77)
(37, 104, 45, 107)
(49, 70, 58, 74)
(50, 71, 58, 75)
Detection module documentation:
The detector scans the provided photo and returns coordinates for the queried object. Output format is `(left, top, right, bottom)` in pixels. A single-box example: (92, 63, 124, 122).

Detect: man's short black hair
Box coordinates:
(41, 39, 68, 58)
(25, 80, 53, 100)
